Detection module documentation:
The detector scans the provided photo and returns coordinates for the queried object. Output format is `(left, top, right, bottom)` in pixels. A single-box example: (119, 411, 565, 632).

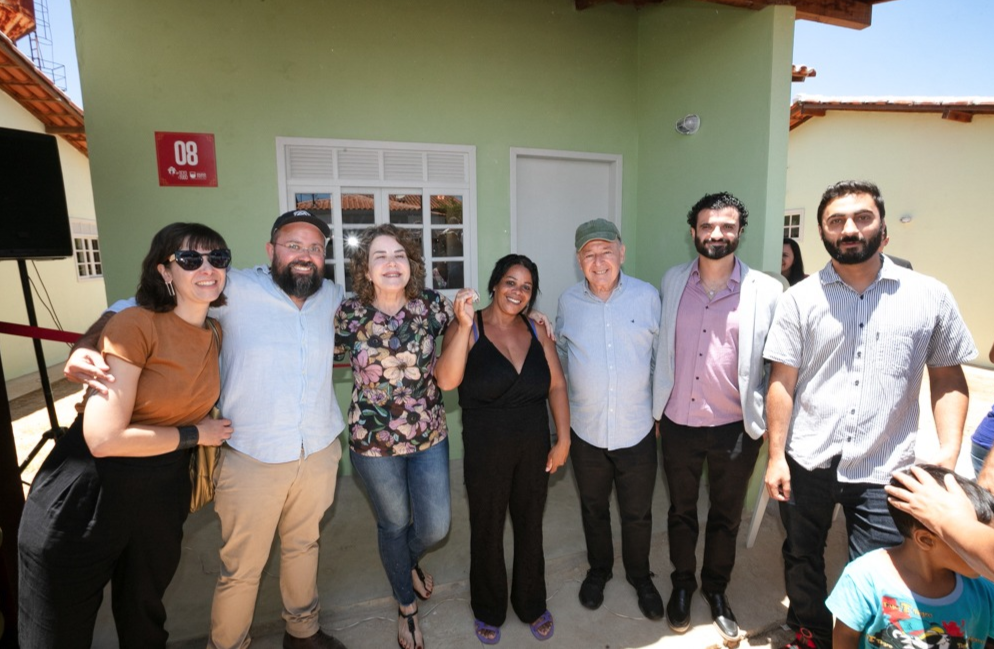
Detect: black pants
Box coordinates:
(18, 415, 191, 649)
(779, 454, 903, 649)
(463, 425, 550, 626)
(569, 427, 657, 581)
(659, 416, 762, 593)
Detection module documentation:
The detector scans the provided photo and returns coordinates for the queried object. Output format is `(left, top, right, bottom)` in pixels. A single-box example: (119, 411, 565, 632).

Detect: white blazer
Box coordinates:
(652, 259, 782, 439)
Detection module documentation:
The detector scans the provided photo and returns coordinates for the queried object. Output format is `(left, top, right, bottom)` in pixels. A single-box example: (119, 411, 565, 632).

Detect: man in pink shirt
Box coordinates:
(652, 192, 782, 641)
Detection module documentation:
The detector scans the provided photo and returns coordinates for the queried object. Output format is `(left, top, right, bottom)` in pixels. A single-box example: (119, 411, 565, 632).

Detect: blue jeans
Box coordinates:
(350, 438, 451, 606)
(971, 441, 990, 477)
(779, 455, 902, 649)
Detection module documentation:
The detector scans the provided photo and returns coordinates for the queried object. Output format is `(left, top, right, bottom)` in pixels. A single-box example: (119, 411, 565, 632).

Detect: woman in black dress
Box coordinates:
(437, 254, 570, 644)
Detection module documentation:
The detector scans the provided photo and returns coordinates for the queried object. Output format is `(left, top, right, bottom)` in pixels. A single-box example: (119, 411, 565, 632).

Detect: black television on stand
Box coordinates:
(0, 126, 72, 260)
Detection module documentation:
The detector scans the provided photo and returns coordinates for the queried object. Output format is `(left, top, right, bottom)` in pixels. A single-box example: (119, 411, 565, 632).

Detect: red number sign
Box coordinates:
(155, 132, 218, 187)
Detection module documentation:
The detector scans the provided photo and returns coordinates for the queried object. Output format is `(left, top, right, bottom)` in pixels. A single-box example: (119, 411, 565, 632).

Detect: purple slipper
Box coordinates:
(530, 610, 554, 641)
(474, 618, 501, 645)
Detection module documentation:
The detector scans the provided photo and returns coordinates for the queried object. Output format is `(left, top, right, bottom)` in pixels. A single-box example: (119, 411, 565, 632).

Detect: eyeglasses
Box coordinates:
(273, 241, 326, 256)
(168, 249, 232, 271)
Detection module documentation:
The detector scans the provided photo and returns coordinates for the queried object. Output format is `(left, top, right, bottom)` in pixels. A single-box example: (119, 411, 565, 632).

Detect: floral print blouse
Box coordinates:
(335, 289, 455, 457)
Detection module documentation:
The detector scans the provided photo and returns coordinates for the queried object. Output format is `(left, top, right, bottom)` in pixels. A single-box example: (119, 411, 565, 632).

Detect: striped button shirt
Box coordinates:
(763, 256, 976, 484)
(555, 273, 660, 450)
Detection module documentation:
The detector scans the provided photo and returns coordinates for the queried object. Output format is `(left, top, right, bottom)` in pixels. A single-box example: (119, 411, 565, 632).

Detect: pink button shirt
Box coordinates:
(663, 258, 742, 427)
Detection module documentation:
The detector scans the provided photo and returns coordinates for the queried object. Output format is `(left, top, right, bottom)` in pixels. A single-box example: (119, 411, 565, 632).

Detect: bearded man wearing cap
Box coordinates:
(63, 210, 348, 649)
(554, 218, 664, 621)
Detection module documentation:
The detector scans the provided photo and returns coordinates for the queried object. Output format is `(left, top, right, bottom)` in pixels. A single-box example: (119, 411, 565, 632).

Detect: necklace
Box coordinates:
(701, 279, 727, 299)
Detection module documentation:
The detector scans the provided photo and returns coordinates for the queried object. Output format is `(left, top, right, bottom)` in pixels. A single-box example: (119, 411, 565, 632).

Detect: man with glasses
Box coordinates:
(763, 181, 975, 649)
(65, 210, 348, 649)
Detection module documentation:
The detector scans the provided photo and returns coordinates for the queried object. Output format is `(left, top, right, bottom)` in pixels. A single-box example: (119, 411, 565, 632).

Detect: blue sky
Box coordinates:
(25, 0, 994, 108)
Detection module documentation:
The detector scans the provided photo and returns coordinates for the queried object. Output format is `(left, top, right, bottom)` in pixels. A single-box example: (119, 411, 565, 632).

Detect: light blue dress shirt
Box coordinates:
(555, 272, 660, 451)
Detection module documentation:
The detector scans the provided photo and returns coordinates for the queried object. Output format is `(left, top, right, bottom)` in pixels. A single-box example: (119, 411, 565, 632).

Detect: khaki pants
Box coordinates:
(208, 438, 342, 649)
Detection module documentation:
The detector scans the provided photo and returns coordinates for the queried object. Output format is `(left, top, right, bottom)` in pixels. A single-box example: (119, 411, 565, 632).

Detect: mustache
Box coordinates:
(288, 260, 318, 271)
(837, 235, 865, 245)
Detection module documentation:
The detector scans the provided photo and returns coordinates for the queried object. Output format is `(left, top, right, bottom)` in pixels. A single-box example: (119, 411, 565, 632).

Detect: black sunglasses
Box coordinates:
(168, 249, 232, 271)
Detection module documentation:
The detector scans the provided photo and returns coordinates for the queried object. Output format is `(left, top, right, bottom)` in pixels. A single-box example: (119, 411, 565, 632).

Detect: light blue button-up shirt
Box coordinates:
(555, 272, 660, 450)
(110, 266, 346, 463)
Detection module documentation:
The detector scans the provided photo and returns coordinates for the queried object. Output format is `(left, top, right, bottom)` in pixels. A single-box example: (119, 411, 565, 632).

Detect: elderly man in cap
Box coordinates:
(554, 218, 664, 621)
(64, 210, 348, 649)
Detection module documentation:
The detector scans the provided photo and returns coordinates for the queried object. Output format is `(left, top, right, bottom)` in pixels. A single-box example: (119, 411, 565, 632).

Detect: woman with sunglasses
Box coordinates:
(335, 224, 478, 649)
(18, 223, 234, 649)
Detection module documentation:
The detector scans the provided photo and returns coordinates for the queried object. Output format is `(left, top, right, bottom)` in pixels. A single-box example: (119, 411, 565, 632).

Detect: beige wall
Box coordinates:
(785, 110, 994, 367)
(1, 90, 106, 383)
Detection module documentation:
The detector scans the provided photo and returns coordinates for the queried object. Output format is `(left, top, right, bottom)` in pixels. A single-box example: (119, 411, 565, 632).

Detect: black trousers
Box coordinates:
(569, 427, 657, 581)
(18, 415, 191, 649)
(779, 454, 903, 649)
(463, 424, 550, 626)
(659, 416, 762, 593)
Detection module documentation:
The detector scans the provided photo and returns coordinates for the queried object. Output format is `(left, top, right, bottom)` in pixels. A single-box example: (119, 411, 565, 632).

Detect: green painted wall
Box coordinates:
(70, 0, 794, 468)
(633, 1, 794, 282)
(71, 0, 641, 300)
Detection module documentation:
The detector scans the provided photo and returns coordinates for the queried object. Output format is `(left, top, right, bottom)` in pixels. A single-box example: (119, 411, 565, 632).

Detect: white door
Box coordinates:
(510, 149, 622, 315)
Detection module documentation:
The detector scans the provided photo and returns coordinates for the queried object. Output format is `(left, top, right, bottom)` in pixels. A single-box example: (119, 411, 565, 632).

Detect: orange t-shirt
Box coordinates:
(100, 308, 221, 427)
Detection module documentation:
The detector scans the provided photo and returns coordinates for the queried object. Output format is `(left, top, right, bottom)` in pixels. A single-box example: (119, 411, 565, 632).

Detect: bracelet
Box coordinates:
(177, 425, 199, 450)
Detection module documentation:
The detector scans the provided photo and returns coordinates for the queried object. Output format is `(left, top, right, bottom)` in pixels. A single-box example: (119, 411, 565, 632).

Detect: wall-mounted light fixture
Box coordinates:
(899, 214, 913, 224)
(675, 114, 700, 135)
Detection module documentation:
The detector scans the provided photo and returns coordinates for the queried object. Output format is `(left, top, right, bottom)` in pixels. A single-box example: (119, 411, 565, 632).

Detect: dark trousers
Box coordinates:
(659, 416, 762, 593)
(18, 416, 190, 649)
(569, 427, 657, 581)
(779, 454, 903, 649)
(463, 426, 550, 626)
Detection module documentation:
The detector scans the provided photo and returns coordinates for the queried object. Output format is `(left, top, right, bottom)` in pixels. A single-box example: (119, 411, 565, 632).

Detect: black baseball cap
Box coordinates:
(271, 209, 331, 238)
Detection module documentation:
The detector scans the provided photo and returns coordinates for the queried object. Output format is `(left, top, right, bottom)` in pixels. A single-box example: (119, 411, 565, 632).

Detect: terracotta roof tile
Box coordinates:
(789, 95, 994, 130)
(0, 30, 85, 155)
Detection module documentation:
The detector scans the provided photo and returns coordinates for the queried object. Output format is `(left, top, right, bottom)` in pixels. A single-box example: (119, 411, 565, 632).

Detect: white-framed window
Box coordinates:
(71, 220, 102, 279)
(784, 209, 804, 241)
(276, 138, 476, 297)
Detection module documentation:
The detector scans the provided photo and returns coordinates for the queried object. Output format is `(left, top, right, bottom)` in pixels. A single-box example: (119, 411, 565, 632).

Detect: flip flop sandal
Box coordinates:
(398, 607, 424, 649)
(413, 563, 433, 600)
(530, 610, 554, 641)
(474, 619, 501, 645)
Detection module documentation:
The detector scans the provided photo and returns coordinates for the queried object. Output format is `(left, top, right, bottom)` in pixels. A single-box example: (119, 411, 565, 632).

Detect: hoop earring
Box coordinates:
(165, 280, 175, 297)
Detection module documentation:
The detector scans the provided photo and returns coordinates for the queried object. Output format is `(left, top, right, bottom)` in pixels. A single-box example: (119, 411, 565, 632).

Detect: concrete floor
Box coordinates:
(14, 365, 993, 648)
(89, 459, 846, 649)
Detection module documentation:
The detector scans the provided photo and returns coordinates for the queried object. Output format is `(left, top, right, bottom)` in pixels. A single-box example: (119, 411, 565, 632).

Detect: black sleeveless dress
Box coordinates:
(459, 311, 552, 626)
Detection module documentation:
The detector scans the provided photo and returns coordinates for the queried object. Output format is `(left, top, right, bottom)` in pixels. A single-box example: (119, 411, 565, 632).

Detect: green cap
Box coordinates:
(575, 218, 620, 251)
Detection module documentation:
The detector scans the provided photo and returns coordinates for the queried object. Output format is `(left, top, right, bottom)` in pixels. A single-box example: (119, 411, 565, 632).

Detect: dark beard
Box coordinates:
(822, 227, 884, 265)
(695, 235, 738, 260)
(272, 260, 322, 300)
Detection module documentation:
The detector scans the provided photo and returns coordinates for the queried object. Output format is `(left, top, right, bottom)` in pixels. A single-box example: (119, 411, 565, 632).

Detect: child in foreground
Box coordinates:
(826, 464, 994, 649)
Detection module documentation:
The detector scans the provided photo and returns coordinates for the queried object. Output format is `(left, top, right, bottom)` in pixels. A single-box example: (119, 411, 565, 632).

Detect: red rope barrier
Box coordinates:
(0, 321, 80, 344)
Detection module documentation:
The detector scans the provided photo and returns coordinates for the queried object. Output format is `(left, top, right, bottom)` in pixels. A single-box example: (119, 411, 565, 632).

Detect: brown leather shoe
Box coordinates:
(283, 629, 348, 649)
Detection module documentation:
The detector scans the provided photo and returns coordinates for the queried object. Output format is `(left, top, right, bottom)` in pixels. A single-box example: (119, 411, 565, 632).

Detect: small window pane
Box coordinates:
(430, 194, 462, 225)
(389, 194, 422, 224)
(342, 193, 375, 225)
(432, 261, 464, 290)
(431, 228, 463, 257)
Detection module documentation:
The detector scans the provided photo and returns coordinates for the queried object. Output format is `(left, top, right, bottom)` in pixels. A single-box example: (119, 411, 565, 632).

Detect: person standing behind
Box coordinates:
(763, 181, 976, 649)
(63, 210, 349, 649)
(781, 238, 806, 286)
(555, 219, 664, 621)
(653, 193, 782, 641)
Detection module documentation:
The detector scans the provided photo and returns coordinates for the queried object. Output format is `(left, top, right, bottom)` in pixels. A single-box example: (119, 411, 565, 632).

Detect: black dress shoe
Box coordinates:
(700, 590, 739, 640)
(626, 573, 664, 621)
(666, 587, 692, 633)
(283, 629, 348, 649)
(579, 570, 612, 609)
